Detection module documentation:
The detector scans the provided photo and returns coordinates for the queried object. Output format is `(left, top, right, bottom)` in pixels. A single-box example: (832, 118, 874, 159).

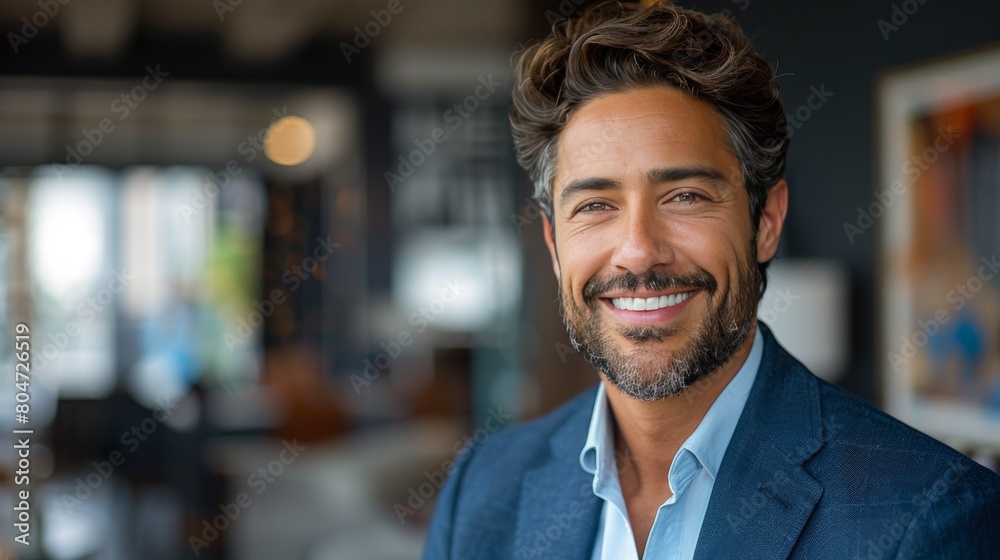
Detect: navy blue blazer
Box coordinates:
(423, 325, 1000, 559)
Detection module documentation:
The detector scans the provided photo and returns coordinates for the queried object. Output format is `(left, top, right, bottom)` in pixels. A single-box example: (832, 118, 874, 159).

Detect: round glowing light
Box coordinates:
(264, 116, 317, 166)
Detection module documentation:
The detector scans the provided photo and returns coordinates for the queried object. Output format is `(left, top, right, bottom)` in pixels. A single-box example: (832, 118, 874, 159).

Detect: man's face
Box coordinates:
(543, 86, 774, 401)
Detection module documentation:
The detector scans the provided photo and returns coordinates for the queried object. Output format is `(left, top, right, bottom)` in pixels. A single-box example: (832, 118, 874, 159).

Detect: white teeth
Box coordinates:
(611, 291, 694, 311)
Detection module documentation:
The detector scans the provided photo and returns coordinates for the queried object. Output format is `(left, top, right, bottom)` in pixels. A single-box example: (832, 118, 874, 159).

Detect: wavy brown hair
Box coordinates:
(509, 0, 788, 296)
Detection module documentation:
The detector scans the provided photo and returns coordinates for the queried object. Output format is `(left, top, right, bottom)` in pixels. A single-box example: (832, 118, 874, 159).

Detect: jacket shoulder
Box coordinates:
(465, 385, 597, 473)
(422, 386, 596, 559)
(810, 376, 1000, 500)
(796, 378, 1000, 557)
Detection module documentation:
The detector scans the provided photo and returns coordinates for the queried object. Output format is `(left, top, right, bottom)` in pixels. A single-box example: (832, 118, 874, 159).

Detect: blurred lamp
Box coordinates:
(264, 116, 316, 166)
(758, 259, 849, 382)
(29, 177, 105, 299)
(393, 229, 520, 332)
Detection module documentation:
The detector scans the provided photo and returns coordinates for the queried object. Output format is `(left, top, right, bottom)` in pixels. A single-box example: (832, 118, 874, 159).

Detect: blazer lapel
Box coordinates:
(694, 325, 826, 560)
(514, 388, 603, 560)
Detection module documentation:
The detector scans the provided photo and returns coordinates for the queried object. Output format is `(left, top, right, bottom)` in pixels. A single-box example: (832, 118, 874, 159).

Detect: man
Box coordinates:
(423, 1, 1000, 558)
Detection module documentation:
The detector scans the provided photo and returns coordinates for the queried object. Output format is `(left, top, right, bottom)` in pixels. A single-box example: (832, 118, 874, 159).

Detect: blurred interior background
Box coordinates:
(0, 0, 998, 558)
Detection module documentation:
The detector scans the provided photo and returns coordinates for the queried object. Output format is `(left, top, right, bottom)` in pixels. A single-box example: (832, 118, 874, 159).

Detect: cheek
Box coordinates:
(557, 232, 614, 300)
(672, 221, 746, 285)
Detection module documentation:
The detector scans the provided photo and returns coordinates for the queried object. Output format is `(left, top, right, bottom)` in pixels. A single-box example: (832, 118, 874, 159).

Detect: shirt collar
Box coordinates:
(579, 325, 764, 485)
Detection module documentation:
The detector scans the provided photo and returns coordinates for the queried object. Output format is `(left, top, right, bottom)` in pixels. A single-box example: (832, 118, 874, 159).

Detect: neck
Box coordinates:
(605, 323, 757, 490)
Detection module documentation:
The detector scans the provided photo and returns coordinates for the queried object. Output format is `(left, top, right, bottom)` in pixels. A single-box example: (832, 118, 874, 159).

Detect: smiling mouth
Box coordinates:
(607, 290, 697, 311)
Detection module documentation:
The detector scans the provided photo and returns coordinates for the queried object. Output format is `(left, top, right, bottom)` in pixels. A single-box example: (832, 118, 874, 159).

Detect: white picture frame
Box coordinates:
(877, 45, 1000, 452)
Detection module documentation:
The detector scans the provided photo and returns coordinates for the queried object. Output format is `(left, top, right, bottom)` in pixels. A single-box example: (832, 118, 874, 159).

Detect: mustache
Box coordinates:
(582, 269, 717, 302)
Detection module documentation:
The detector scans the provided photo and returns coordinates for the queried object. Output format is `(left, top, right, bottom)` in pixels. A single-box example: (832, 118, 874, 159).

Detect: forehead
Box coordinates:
(553, 86, 741, 190)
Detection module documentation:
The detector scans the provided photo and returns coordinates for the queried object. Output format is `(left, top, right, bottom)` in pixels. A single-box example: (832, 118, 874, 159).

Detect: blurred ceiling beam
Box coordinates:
(59, 0, 137, 59)
(0, 0, 534, 64)
(219, 0, 348, 63)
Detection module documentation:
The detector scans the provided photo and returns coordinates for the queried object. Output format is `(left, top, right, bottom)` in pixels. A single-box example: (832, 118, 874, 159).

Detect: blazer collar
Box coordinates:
(693, 323, 825, 560)
(514, 385, 603, 560)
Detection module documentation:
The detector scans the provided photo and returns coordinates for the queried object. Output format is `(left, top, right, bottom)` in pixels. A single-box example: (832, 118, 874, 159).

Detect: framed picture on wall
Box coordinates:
(877, 45, 1000, 452)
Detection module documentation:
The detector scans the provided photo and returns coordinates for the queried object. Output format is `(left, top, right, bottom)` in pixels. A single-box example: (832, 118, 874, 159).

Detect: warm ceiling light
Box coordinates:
(264, 116, 316, 166)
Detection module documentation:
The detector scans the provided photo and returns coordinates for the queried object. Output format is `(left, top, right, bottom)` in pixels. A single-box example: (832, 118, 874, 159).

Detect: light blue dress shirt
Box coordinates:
(579, 326, 764, 560)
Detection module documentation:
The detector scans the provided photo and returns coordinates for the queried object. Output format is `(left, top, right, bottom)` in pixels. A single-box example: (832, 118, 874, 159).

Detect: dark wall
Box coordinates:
(670, 0, 1000, 403)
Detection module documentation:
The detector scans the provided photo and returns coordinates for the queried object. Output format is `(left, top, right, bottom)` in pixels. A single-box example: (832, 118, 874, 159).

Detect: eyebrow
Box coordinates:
(558, 165, 731, 206)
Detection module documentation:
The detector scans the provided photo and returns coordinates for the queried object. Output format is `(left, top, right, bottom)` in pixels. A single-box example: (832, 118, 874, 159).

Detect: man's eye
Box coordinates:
(672, 192, 703, 204)
(578, 202, 612, 213)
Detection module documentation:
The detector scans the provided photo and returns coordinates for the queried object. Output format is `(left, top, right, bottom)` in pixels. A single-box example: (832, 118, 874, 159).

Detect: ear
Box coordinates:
(755, 178, 788, 263)
(542, 213, 561, 281)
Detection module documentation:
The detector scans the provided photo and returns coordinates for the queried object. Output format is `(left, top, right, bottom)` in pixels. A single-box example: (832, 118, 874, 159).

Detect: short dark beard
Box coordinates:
(558, 250, 761, 401)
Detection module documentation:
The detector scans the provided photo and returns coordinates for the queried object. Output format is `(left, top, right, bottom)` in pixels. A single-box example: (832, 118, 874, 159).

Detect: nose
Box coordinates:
(608, 205, 675, 274)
